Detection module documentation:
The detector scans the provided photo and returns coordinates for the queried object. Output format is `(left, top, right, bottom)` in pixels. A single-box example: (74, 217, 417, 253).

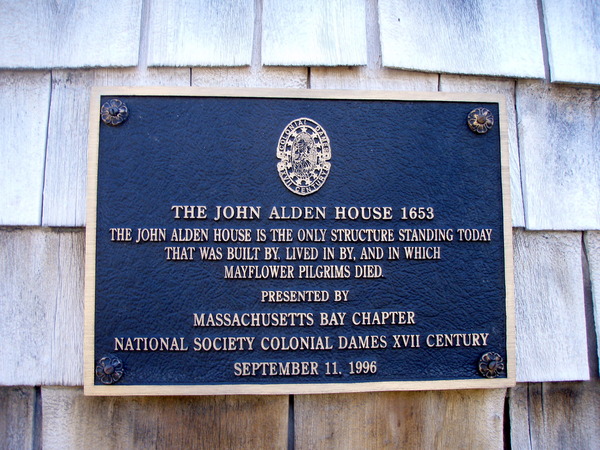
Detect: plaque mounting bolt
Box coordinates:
(478, 352, 504, 378)
(95, 355, 124, 384)
(467, 107, 494, 134)
(101, 99, 129, 126)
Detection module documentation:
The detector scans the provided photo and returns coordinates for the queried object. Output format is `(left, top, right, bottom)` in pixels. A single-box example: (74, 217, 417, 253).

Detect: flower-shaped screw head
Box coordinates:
(478, 352, 504, 378)
(95, 355, 124, 384)
(101, 99, 129, 126)
(467, 107, 494, 134)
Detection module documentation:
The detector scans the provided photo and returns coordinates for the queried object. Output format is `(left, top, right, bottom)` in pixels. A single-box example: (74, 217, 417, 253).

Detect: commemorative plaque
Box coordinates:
(84, 88, 515, 395)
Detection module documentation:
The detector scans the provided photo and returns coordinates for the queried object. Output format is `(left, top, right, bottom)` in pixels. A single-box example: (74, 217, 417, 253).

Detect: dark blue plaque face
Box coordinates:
(85, 89, 515, 395)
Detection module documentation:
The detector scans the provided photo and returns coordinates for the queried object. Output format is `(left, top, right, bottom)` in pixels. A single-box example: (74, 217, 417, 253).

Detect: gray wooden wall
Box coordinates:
(1, 0, 599, 448)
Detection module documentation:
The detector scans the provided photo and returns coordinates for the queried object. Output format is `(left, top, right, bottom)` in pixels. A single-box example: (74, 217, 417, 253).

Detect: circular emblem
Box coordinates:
(277, 118, 331, 196)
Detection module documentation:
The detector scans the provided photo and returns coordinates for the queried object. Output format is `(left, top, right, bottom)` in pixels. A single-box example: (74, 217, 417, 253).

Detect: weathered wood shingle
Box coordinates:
(584, 231, 600, 365)
(0, 71, 51, 226)
(542, 0, 600, 85)
(295, 390, 506, 448)
(148, 0, 254, 67)
(0, 229, 84, 385)
(0, 387, 37, 449)
(311, 67, 439, 91)
(517, 81, 600, 230)
(379, 0, 545, 78)
(513, 230, 589, 381)
(0, 1, 142, 69)
(192, 67, 308, 89)
(262, 0, 367, 66)
(42, 387, 289, 449)
(510, 382, 600, 449)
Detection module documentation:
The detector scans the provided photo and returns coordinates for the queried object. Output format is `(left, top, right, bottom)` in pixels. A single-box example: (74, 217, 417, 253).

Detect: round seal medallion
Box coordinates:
(277, 118, 331, 196)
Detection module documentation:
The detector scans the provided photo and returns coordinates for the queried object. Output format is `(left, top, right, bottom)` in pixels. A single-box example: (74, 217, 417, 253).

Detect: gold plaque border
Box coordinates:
(85, 87, 515, 396)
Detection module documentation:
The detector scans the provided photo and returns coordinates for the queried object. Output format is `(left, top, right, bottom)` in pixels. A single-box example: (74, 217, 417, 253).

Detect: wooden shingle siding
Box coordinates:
(41, 387, 289, 449)
(42, 68, 190, 227)
(0, 1, 142, 69)
(378, 0, 545, 78)
(439, 75, 525, 227)
(309, 0, 438, 90)
(308, 0, 427, 90)
(147, 0, 254, 67)
(294, 390, 505, 449)
(0, 71, 51, 226)
(0, 229, 84, 386)
(0, 387, 37, 449)
(192, 67, 308, 89)
(43, 71, 96, 227)
(262, 0, 368, 66)
(513, 230, 589, 382)
(311, 67, 438, 91)
(509, 382, 600, 448)
(584, 231, 600, 364)
(542, 0, 600, 85)
(517, 81, 600, 230)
